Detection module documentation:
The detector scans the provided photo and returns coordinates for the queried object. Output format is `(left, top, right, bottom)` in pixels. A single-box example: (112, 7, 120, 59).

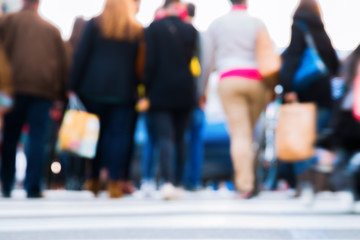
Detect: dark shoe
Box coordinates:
(119, 181, 136, 195)
(2, 183, 13, 198)
(2, 190, 11, 198)
(27, 192, 44, 198)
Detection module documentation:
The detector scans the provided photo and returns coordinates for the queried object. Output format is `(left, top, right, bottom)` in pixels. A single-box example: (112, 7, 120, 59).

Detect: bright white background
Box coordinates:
(3, 0, 360, 51)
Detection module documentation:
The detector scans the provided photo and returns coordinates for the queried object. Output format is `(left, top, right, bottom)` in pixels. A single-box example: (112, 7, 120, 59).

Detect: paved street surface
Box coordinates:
(0, 189, 360, 240)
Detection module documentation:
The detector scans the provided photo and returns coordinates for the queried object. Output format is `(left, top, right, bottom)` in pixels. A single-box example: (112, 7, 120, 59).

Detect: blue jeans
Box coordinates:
(83, 100, 136, 180)
(141, 114, 158, 182)
(183, 107, 205, 189)
(1, 95, 52, 195)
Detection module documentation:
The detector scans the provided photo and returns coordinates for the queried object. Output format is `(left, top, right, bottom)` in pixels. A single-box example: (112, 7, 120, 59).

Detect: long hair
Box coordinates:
(98, 0, 142, 41)
(294, 0, 322, 17)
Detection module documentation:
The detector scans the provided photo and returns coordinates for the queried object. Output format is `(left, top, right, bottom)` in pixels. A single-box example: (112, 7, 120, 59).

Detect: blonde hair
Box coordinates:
(99, 0, 142, 41)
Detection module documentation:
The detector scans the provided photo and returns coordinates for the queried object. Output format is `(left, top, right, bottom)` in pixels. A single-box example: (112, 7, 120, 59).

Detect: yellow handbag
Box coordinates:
(190, 56, 201, 78)
(58, 95, 100, 159)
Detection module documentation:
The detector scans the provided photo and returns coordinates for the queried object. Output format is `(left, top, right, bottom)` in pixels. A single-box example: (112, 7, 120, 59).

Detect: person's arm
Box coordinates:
(198, 28, 216, 99)
(280, 23, 306, 102)
(68, 19, 95, 93)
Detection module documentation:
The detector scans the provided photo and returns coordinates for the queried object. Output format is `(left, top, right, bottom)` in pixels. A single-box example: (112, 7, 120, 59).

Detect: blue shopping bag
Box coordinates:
(293, 22, 328, 92)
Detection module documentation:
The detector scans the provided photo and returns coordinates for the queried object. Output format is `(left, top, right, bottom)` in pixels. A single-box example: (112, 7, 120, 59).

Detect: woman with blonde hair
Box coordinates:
(69, 0, 145, 198)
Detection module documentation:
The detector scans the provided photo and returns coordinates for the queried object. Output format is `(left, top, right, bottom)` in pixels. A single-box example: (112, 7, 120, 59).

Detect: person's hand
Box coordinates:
(67, 91, 76, 99)
(135, 98, 150, 112)
(0, 106, 11, 115)
(50, 101, 64, 122)
(284, 92, 298, 103)
(198, 94, 207, 110)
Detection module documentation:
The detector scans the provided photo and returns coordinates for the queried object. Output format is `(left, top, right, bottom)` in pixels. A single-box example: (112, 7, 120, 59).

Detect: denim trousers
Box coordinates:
(1, 94, 52, 194)
(146, 109, 191, 185)
(83, 100, 136, 180)
(141, 114, 158, 182)
(183, 106, 205, 189)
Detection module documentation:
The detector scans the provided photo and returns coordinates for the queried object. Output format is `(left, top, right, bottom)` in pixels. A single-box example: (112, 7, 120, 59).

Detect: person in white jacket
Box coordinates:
(201, 0, 270, 198)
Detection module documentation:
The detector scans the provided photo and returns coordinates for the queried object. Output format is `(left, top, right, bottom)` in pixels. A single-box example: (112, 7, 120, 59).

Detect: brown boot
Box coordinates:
(107, 180, 123, 198)
(119, 181, 136, 195)
(83, 179, 101, 196)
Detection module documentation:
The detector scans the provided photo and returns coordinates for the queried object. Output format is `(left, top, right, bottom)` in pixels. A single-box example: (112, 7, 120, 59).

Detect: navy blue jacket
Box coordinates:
(69, 18, 141, 104)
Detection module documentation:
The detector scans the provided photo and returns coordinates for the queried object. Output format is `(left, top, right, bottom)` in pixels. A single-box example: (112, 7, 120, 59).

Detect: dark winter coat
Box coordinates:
(280, 11, 340, 108)
(144, 16, 198, 111)
(69, 18, 142, 105)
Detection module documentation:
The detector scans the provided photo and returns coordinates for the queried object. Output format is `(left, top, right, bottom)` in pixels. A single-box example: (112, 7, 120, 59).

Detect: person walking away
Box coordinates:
(201, 0, 270, 199)
(0, 0, 68, 198)
(69, 0, 145, 198)
(138, 0, 188, 197)
(144, 0, 198, 200)
(280, 0, 339, 197)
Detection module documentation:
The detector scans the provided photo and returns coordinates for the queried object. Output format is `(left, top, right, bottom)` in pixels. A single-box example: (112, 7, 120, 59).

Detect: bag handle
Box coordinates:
(68, 94, 87, 112)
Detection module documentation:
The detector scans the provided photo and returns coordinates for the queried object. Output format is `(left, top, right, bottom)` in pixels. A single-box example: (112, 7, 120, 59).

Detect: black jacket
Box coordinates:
(281, 12, 339, 108)
(144, 16, 198, 110)
(69, 18, 141, 105)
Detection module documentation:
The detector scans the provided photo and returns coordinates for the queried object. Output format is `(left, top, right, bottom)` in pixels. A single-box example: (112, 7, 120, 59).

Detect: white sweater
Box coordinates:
(199, 9, 267, 94)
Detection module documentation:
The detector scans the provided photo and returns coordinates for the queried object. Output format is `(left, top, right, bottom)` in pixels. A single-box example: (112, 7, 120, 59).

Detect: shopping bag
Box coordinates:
(256, 26, 281, 90)
(293, 22, 328, 92)
(58, 95, 100, 159)
(275, 102, 316, 162)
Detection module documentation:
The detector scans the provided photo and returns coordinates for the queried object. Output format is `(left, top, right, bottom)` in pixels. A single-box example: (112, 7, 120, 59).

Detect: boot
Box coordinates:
(107, 180, 123, 198)
(119, 180, 136, 195)
(83, 179, 101, 196)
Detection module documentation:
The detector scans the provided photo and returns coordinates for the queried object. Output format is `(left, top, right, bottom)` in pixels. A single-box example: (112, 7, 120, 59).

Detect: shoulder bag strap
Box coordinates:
(296, 21, 320, 55)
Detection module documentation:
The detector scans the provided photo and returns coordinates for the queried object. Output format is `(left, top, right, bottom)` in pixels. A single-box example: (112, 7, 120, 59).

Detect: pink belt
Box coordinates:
(219, 69, 263, 81)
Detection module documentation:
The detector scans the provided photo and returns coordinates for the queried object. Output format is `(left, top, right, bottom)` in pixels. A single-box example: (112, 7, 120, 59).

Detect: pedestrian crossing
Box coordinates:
(0, 189, 359, 239)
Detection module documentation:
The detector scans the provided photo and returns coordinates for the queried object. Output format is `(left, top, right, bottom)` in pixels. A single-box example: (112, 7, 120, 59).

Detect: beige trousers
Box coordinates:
(218, 77, 266, 193)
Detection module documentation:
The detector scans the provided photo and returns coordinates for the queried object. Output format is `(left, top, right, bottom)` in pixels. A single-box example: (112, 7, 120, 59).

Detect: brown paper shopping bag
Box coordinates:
(275, 102, 317, 162)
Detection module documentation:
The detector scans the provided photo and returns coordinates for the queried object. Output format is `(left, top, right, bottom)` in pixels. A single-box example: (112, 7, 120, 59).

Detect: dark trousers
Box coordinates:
(83, 100, 136, 180)
(1, 95, 52, 195)
(120, 111, 138, 181)
(147, 109, 191, 185)
(183, 106, 205, 189)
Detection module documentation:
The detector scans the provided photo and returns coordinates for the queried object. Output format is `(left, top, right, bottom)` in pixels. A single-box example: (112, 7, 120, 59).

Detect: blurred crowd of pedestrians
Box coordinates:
(0, 0, 359, 203)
